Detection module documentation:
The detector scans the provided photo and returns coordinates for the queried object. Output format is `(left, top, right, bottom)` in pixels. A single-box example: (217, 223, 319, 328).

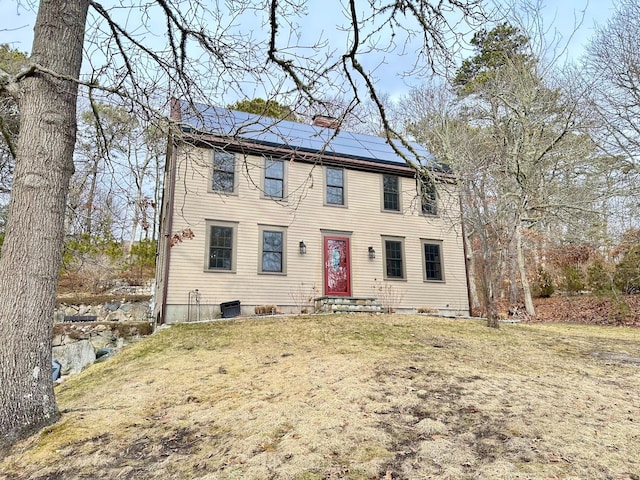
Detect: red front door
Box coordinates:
(324, 236, 351, 296)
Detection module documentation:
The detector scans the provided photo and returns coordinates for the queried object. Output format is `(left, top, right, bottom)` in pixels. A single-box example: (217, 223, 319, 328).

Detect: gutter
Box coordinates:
(180, 132, 455, 181)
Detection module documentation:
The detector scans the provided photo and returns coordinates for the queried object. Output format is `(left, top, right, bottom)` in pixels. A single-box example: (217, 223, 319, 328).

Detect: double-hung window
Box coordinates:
(422, 241, 444, 281)
(259, 225, 287, 274)
(326, 167, 345, 205)
(419, 175, 437, 215)
(382, 175, 400, 211)
(383, 236, 405, 280)
(212, 150, 236, 193)
(264, 157, 285, 198)
(207, 221, 237, 271)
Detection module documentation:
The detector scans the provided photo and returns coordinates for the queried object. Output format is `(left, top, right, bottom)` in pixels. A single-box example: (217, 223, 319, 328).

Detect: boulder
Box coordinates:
(90, 330, 117, 350)
(105, 309, 129, 322)
(53, 309, 65, 323)
(104, 300, 121, 312)
(52, 340, 96, 375)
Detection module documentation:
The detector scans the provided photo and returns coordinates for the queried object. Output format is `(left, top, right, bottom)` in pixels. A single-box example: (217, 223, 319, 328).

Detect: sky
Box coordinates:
(0, 0, 620, 103)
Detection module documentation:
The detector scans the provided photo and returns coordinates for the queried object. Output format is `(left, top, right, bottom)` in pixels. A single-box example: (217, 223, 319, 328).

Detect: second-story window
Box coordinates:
(212, 150, 236, 193)
(326, 167, 345, 205)
(264, 157, 284, 198)
(419, 174, 437, 215)
(383, 175, 400, 211)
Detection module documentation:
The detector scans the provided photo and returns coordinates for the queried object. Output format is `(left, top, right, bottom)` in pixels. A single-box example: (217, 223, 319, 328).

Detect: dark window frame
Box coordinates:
(382, 174, 401, 211)
(422, 240, 444, 282)
(419, 175, 437, 215)
(206, 221, 238, 272)
(258, 225, 287, 275)
(211, 149, 237, 193)
(263, 156, 285, 199)
(382, 236, 406, 280)
(325, 167, 346, 206)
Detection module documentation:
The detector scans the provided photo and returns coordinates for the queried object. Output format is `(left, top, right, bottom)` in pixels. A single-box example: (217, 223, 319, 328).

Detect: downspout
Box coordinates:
(459, 194, 474, 317)
(159, 99, 181, 324)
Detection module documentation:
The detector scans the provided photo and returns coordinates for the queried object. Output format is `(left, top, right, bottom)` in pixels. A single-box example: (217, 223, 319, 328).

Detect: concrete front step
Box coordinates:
(314, 296, 382, 314)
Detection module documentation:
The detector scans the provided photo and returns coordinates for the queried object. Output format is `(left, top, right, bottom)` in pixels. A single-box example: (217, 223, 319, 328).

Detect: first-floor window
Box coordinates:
(262, 231, 283, 272)
(259, 225, 287, 274)
(209, 225, 234, 270)
(383, 237, 405, 280)
(423, 241, 444, 281)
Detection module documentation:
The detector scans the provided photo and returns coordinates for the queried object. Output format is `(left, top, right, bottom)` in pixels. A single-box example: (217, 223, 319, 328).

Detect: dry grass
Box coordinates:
(2, 315, 640, 480)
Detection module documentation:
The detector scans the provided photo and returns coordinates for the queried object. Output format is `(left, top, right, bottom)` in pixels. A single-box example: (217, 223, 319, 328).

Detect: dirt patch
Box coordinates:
(590, 351, 640, 364)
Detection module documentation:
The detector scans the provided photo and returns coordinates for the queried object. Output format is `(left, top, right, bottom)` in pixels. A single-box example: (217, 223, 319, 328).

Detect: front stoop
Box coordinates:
(314, 296, 382, 314)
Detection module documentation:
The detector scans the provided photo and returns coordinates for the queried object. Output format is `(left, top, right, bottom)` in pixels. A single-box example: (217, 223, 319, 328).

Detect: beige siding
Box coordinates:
(162, 145, 469, 322)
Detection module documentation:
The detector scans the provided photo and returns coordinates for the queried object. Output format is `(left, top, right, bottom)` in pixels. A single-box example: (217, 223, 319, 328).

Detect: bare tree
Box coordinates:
(585, 0, 640, 233)
(0, 44, 28, 196)
(73, 103, 165, 246)
(0, 0, 486, 451)
(403, 22, 607, 326)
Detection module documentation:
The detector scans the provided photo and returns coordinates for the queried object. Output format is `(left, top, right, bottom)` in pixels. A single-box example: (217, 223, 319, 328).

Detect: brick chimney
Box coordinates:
(312, 114, 340, 129)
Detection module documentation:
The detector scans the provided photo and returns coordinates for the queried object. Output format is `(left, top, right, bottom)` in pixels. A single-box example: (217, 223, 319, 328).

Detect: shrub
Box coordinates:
(587, 259, 613, 294)
(130, 238, 157, 268)
(532, 267, 554, 298)
(613, 245, 640, 294)
(561, 265, 585, 295)
(60, 234, 126, 293)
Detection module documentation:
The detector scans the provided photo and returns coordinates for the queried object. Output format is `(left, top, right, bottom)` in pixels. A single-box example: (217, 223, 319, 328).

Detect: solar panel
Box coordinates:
(178, 100, 435, 167)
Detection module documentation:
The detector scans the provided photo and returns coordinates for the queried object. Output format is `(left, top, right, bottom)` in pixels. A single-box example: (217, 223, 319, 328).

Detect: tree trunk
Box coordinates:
(128, 196, 140, 255)
(462, 230, 480, 316)
(508, 239, 519, 305)
(84, 155, 100, 236)
(482, 273, 500, 328)
(152, 154, 163, 242)
(516, 223, 535, 316)
(479, 236, 500, 328)
(0, 0, 88, 452)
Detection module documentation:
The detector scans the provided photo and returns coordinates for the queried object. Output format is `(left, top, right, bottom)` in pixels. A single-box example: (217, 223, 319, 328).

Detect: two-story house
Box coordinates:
(153, 100, 470, 323)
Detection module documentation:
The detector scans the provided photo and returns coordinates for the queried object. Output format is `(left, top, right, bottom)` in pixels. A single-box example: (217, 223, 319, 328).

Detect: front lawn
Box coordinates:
(2, 315, 639, 479)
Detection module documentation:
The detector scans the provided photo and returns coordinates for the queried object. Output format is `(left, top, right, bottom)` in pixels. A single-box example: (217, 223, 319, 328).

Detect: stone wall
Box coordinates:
(54, 297, 151, 323)
(314, 296, 383, 313)
(52, 299, 153, 378)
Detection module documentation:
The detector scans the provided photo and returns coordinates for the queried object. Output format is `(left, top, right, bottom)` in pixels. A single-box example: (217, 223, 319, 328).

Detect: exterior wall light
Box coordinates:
(299, 241, 307, 255)
(368, 246, 376, 259)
